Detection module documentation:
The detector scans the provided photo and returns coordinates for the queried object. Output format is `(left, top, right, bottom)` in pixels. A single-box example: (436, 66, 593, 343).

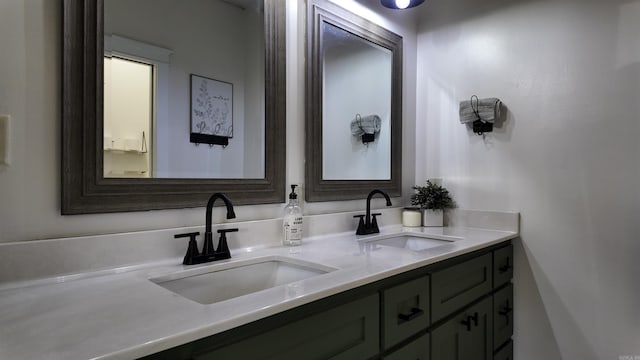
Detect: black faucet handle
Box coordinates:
(215, 228, 238, 260)
(353, 215, 367, 235)
(174, 231, 200, 239)
(371, 213, 382, 233)
(217, 228, 239, 235)
(174, 232, 200, 265)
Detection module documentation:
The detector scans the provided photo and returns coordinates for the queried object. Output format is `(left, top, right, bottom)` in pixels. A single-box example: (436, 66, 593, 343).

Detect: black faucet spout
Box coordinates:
(205, 193, 236, 234)
(203, 193, 236, 256)
(355, 189, 392, 235)
(365, 189, 392, 227)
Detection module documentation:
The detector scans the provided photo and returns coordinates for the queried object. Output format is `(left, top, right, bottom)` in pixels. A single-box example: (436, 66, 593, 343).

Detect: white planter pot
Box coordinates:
(422, 209, 443, 227)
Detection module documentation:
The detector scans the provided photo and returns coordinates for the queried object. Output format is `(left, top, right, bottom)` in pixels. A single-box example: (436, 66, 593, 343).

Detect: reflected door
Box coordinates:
(103, 56, 153, 178)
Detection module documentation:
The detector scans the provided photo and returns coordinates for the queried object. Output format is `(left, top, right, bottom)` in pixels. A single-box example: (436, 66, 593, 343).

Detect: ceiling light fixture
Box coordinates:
(380, 0, 425, 9)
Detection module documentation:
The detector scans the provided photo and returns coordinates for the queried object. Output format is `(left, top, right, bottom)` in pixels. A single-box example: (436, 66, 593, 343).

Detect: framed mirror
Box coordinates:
(62, 0, 286, 214)
(305, 0, 403, 202)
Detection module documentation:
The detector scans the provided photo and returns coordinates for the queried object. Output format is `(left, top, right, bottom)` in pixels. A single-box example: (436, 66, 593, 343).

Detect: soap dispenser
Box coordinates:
(283, 185, 303, 246)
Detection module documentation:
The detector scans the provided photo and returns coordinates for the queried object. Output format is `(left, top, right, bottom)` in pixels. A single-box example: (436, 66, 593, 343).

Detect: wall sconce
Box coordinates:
(380, 0, 425, 9)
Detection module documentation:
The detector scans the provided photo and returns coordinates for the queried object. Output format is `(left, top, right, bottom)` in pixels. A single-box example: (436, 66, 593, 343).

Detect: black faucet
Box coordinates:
(354, 189, 392, 235)
(174, 193, 238, 265)
(203, 193, 236, 255)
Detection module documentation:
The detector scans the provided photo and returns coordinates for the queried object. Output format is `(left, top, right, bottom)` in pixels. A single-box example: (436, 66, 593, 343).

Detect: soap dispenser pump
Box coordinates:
(283, 185, 303, 246)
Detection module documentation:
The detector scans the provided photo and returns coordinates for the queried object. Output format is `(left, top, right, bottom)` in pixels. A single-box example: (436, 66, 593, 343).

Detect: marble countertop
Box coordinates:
(0, 225, 517, 360)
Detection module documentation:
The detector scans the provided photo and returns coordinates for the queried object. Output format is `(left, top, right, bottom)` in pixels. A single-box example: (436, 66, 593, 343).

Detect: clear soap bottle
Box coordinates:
(283, 185, 303, 246)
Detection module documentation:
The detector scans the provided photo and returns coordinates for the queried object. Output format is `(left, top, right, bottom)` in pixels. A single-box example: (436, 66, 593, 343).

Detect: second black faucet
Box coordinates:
(354, 189, 392, 235)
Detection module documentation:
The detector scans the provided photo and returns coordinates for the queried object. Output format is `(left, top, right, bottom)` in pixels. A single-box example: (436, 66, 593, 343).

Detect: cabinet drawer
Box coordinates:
(493, 283, 514, 351)
(195, 294, 380, 360)
(431, 253, 493, 322)
(494, 340, 513, 360)
(383, 275, 430, 349)
(384, 333, 429, 360)
(493, 244, 513, 288)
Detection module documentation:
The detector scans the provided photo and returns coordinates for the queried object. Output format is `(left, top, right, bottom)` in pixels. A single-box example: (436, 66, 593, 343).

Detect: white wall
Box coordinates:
(0, 0, 416, 243)
(323, 39, 392, 180)
(105, 0, 263, 179)
(416, 0, 640, 359)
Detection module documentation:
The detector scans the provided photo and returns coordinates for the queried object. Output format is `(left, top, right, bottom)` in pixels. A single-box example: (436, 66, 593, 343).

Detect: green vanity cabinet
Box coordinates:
(431, 296, 493, 360)
(430, 253, 493, 323)
(493, 283, 514, 351)
(144, 241, 514, 360)
(195, 293, 380, 360)
(492, 243, 514, 356)
(493, 244, 514, 288)
(383, 333, 430, 360)
(428, 243, 514, 360)
(382, 275, 430, 350)
(494, 340, 513, 360)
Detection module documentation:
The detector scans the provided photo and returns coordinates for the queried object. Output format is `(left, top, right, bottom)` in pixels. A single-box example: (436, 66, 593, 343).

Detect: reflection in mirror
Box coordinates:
(321, 21, 392, 180)
(103, 0, 265, 179)
(103, 54, 153, 178)
(305, 0, 403, 202)
(61, 0, 286, 214)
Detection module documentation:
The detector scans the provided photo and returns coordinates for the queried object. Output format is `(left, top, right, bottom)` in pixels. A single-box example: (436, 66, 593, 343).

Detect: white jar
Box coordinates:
(402, 207, 422, 227)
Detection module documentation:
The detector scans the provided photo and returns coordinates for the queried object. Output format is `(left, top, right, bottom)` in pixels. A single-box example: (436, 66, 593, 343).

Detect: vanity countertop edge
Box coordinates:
(0, 224, 518, 360)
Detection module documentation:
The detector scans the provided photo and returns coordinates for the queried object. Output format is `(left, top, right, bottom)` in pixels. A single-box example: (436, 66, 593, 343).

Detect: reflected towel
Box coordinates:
(350, 114, 381, 136)
(459, 98, 501, 124)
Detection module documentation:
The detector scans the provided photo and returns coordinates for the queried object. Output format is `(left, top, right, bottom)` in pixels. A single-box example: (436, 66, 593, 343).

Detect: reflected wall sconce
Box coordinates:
(380, 0, 425, 9)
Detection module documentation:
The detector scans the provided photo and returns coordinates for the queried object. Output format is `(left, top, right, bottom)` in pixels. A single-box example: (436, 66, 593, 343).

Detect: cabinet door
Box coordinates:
(431, 296, 493, 360)
(494, 340, 513, 360)
(384, 333, 429, 360)
(431, 253, 493, 322)
(383, 275, 430, 349)
(195, 294, 380, 360)
(493, 283, 513, 351)
(493, 244, 513, 288)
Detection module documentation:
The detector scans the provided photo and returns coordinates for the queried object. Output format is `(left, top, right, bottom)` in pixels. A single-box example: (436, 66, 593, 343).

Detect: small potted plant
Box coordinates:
(411, 180, 456, 227)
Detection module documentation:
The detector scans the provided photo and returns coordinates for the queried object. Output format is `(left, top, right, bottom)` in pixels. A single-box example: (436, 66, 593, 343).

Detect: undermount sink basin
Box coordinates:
(150, 256, 336, 305)
(361, 233, 461, 252)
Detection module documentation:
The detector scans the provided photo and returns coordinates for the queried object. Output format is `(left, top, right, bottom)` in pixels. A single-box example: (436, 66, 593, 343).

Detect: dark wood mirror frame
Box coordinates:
(305, 0, 403, 202)
(62, 0, 286, 214)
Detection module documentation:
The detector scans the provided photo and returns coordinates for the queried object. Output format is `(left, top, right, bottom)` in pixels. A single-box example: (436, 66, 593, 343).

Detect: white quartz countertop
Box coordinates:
(0, 225, 517, 360)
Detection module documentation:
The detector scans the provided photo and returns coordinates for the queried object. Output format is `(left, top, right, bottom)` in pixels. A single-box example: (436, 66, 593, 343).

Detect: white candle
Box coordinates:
(402, 208, 422, 227)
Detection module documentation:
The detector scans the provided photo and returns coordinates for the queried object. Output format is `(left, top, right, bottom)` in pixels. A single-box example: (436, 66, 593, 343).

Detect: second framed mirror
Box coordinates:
(305, 0, 403, 202)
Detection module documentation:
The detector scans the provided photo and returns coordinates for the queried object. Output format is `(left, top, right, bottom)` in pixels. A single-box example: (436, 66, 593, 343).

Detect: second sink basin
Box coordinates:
(369, 235, 455, 251)
(150, 256, 336, 305)
(359, 231, 462, 252)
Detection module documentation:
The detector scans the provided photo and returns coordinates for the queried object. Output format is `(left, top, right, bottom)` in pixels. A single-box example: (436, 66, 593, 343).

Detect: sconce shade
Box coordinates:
(380, 0, 425, 9)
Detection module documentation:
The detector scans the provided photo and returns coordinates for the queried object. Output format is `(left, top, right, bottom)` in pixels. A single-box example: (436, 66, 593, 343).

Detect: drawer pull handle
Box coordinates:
(398, 307, 424, 322)
(499, 303, 513, 317)
(499, 258, 512, 273)
(460, 312, 479, 331)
